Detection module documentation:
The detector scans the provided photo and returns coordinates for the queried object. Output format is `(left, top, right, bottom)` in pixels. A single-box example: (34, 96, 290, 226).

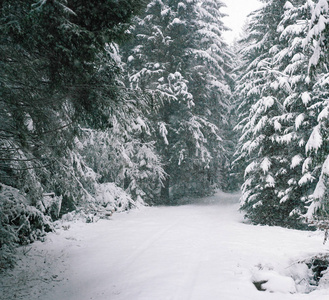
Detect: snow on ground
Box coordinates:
(1, 191, 329, 300)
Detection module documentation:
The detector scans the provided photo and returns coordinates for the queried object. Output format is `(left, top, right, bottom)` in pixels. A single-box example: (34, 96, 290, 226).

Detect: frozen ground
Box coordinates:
(1, 191, 329, 300)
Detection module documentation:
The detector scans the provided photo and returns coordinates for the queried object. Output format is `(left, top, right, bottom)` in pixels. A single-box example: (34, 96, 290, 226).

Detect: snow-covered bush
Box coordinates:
(80, 124, 165, 205)
(37, 193, 63, 220)
(54, 183, 139, 224)
(0, 184, 53, 270)
(95, 182, 142, 212)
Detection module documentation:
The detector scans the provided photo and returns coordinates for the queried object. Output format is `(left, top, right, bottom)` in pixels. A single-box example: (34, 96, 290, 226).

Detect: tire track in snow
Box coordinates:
(117, 216, 184, 271)
(8, 192, 329, 300)
(173, 248, 202, 300)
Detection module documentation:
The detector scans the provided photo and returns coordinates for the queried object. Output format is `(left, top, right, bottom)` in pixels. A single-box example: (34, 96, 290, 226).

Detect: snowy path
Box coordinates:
(1, 192, 329, 300)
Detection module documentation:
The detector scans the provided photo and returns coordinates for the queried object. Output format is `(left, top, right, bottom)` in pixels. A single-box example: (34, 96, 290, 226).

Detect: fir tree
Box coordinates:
(0, 0, 147, 268)
(124, 0, 232, 202)
(234, 0, 309, 227)
(0, 0, 145, 200)
(235, 0, 329, 227)
(302, 0, 329, 220)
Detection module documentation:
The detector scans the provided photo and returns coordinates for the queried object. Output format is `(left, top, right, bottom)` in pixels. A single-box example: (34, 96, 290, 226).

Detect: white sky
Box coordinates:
(221, 0, 263, 44)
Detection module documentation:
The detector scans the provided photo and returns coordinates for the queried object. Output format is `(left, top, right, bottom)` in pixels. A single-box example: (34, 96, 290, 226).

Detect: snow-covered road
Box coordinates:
(1, 192, 329, 300)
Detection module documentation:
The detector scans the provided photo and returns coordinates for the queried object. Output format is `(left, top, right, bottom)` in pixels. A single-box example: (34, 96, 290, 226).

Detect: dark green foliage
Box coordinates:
(0, 0, 146, 269)
(241, 188, 308, 229)
(123, 0, 233, 203)
(234, 0, 308, 228)
(0, 184, 53, 270)
(0, 0, 145, 194)
(235, 0, 329, 227)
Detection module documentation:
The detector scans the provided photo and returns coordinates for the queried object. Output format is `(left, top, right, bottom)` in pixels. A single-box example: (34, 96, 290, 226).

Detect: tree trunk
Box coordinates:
(160, 174, 170, 204)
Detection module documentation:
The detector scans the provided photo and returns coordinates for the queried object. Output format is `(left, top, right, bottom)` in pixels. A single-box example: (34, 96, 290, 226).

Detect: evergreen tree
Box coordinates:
(301, 0, 329, 220)
(263, 0, 329, 224)
(124, 0, 232, 202)
(0, 0, 147, 268)
(188, 0, 233, 192)
(235, 0, 329, 227)
(0, 0, 145, 202)
(270, 0, 323, 224)
(234, 0, 309, 227)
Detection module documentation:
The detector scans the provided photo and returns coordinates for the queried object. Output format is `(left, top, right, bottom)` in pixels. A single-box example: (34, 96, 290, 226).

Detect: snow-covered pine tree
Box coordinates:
(124, 0, 232, 202)
(0, 0, 145, 199)
(301, 0, 329, 220)
(264, 0, 318, 226)
(0, 0, 147, 268)
(233, 6, 275, 187)
(234, 0, 329, 227)
(80, 111, 165, 206)
(266, 0, 329, 225)
(234, 0, 310, 227)
(187, 0, 233, 192)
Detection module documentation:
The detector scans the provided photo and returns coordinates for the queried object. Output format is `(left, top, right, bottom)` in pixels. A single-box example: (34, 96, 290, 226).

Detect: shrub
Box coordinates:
(0, 184, 53, 270)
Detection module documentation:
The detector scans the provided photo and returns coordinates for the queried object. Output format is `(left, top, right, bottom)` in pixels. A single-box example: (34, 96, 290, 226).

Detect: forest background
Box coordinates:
(1, 0, 329, 270)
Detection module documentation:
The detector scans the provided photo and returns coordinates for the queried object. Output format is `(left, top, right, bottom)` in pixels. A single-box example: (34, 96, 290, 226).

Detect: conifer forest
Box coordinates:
(1, 0, 329, 284)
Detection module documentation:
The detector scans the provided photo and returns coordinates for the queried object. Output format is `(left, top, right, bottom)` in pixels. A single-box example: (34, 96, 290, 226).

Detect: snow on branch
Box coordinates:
(305, 155, 329, 220)
(306, 125, 323, 153)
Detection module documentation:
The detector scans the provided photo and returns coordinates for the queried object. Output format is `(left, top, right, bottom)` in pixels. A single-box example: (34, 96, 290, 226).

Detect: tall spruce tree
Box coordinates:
(124, 0, 232, 202)
(0, 0, 149, 268)
(235, 0, 329, 227)
(260, 0, 319, 226)
(0, 0, 145, 199)
(233, 0, 310, 227)
(189, 0, 233, 192)
(301, 0, 329, 220)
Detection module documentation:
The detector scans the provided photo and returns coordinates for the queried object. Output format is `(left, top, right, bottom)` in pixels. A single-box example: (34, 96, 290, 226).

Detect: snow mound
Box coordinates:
(319, 269, 329, 289)
(252, 270, 297, 293)
(95, 182, 141, 211)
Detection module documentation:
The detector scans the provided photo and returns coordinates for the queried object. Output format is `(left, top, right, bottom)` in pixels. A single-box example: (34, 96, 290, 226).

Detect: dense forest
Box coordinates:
(1, 0, 329, 270)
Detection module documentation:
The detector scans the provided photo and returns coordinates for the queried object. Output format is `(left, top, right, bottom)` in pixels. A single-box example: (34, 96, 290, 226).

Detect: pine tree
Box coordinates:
(265, 0, 329, 224)
(234, 0, 309, 227)
(260, 0, 319, 226)
(0, 0, 145, 199)
(301, 0, 329, 220)
(124, 0, 232, 202)
(0, 0, 147, 268)
(187, 0, 233, 192)
(234, 0, 329, 227)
